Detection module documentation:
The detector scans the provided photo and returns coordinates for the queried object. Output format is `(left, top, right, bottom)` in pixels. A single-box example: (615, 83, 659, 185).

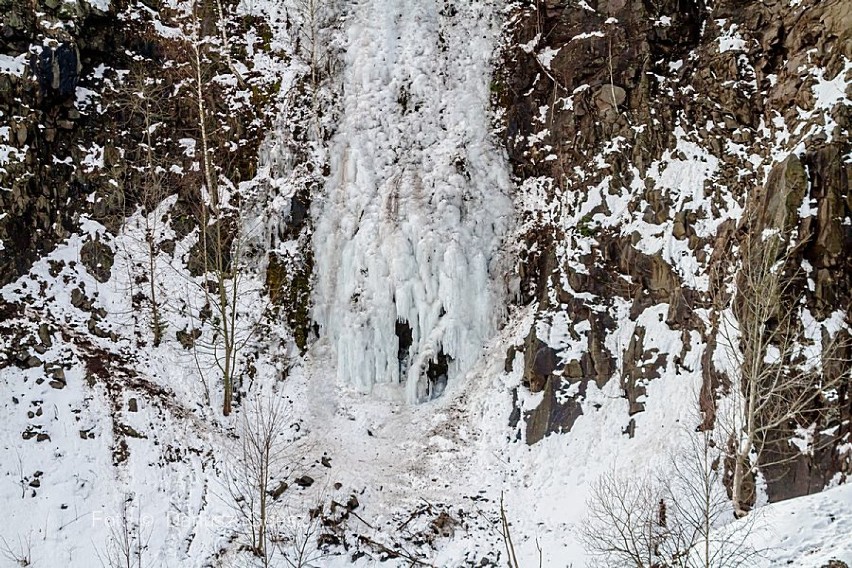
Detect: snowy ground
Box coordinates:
(3, 251, 852, 566)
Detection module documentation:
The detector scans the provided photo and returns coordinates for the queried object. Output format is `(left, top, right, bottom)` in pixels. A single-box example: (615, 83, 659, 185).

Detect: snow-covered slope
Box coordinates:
(744, 482, 852, 568)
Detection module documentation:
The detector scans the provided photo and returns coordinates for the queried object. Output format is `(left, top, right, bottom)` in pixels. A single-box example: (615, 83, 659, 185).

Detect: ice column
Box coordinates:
(312, 0, 512, 402)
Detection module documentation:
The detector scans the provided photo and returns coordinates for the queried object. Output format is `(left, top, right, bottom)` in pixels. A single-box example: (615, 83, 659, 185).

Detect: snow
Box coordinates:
(0, 53, 27, 76)
(75, 87, 98, 109)
(79, 143, 105, 172)
(83, 0, 111, 11)
(178, 137, 197, 157)
(571, 31, 605, 41)
(743, 483, 852, 567)
(717, 21, 746, 53)
(312, 0, 513, 402)
(519, 33, 540, 54)
(812, 61, 852, 111)
(537, 46, 561, 70)
(0, 142, 27, 177)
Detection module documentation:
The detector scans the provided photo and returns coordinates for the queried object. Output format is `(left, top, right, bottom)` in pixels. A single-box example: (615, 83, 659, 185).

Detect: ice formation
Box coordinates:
(312, 0, 512, 402)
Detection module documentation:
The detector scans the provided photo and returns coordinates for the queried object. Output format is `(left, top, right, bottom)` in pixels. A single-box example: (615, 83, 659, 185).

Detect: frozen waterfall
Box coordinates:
(312, 0, 512, 402)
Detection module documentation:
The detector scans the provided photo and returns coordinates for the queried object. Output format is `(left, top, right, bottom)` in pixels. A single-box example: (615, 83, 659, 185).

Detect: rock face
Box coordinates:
(31, 43, 82, 101)
(499, 0, 850, 501)
(0, 0, 269, 286)
(0, 0, 124, 285)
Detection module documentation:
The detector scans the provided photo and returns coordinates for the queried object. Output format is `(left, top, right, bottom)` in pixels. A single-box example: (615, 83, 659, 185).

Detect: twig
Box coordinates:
(500, 492, 520, 568)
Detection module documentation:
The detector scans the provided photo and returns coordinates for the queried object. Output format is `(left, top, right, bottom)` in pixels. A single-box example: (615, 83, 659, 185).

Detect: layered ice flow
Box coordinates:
(312, 0, 512, 401)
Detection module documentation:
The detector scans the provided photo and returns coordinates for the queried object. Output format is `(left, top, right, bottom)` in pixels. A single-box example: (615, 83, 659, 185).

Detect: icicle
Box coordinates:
(312, 0, 512, 402)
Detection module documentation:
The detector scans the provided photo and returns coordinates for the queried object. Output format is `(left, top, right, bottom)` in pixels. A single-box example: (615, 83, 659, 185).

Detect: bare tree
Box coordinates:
(0, 533, 33, 567)
(580, 470, 669, 568)
(718, 231, 849, 517)
(173, 0, 272, 416)
(136, 82, 169, 347)
(498, 492, 521, 568)
(119, 71, 171, 347)
(582, 443, 758, 568)
(495, 492, 543, 568)
(271, 495, 330, 568)
(96, 495, 151, 568)
(293, 0, 328, 139)
(663, 430, 759, 568)
(224, 393, 298, 567)
(213, 0, 247, 88)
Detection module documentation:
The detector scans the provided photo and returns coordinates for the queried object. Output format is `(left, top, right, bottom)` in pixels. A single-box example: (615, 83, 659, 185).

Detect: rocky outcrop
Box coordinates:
(499, 0, 851, 500)
(0, 0, 125, 285)
(31, 42, 82, 102)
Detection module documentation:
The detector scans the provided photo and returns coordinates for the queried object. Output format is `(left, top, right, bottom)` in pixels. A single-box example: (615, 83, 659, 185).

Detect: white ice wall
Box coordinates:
(312, 0, 512, 402)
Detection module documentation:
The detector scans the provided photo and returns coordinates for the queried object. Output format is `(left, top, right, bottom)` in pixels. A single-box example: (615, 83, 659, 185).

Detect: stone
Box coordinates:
(38, 323, 52, 347)
(760, 154, 807, 232)
(295, 475, 314, 488)
(504, 345, 517, 373)
(119, 424, 145, 438)
(525, 374, 585, 444)
(80, 238, 114, 283)
(30, 43, 81, 100)
(601, 0, 627, 13)
(596, 84, 626, 110)
(346, 494, 359, 510)
(58, 0, 85, 20)
(522, 329, 558, 393)
(176, 328, 201, 349)
(103, 145, 121, 167)
(563, 359, 583, 379)
(271, 481, 288, 499)
(70, 288, 87, 309)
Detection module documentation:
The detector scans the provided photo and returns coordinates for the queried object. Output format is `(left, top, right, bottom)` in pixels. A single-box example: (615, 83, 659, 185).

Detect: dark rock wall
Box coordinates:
(0, 0, 129, 285)
(0, 0, 275, 288)
(500, 0, 850, 501)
